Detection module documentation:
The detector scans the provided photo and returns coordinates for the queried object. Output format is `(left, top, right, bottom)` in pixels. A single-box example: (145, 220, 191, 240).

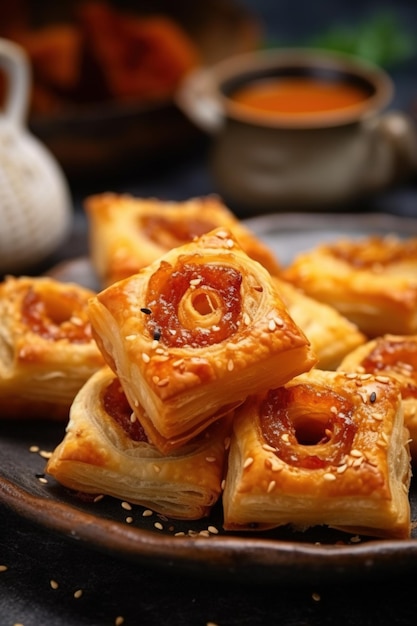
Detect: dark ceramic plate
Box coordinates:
(1, 212, 417, 585)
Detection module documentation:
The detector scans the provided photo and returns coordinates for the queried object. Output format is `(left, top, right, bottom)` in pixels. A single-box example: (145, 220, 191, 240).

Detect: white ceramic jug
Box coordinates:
(0, 38, 72, 274)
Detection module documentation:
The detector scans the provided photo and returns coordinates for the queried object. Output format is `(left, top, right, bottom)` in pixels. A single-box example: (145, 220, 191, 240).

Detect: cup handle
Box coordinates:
(362, 111, 417, 192)
(0, 38, 30, 127)
(176, 67, 224, 134)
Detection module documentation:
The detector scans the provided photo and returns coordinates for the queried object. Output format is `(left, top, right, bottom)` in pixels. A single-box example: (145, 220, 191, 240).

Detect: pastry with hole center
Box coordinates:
(281, 235, 417, 337)
(223, 369, 411, 539)
(88, 228, 316, 453)
(0, 275, 104, 419)
(85, 193, 281, 286)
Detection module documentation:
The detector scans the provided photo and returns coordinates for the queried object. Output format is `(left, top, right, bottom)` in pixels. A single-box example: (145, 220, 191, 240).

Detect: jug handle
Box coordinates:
(0, 38, 30, 127)
(176, 67, 224, 134)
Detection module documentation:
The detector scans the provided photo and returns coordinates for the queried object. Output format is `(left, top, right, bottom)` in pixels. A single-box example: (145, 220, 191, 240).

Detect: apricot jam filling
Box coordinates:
(360, 338, 417, 399)
(141, 215, 215, 249)
(102, 378, 148, 442)
(260, 385, 357, 469)
(145, 260, 242, 348)
(22, 288, 92, 343)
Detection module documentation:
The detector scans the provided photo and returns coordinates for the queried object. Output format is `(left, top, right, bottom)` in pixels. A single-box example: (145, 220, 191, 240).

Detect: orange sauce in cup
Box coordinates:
(230, 76, 370, 116)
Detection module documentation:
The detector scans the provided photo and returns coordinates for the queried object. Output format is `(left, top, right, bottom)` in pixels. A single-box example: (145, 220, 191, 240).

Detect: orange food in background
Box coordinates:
(0, 0, 200, 115)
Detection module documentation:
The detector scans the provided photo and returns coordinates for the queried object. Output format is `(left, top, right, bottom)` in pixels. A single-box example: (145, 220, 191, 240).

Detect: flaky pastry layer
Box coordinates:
(46, 367, 231, 519)
(339, 334, 417, 461)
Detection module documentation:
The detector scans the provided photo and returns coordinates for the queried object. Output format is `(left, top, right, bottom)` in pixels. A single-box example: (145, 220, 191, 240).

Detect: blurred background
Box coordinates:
(0, 0, 416, 228)
(1, 0, 416, 177)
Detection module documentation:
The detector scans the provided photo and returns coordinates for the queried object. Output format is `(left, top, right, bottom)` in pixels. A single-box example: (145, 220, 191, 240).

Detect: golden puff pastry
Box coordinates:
(88, 228, 316, 453)
(0, 275, 104, 420)
(273, 277, 366, 370)
(281, 235, 417, 337)
(46, 367, 232, 520)
(223, 369, 411, 539)
(85, 192, 281, 286)
(339, 334, 417, 461)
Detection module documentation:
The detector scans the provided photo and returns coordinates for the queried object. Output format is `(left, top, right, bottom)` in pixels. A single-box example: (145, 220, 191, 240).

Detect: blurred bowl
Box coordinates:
(177, 47, 417, 213)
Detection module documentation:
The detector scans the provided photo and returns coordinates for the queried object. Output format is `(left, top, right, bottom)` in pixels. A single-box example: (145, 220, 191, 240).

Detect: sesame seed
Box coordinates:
(130, 412, 137, 423)
(93, 495, 104, 503)
(121, 501, 132, 511)
(370, 391, 377, 403)
(243, 313, 251, 326)
(199, 530, 210, 537)
(312, 592, 321, 602)
(323, 472, 336, 481)
(38, 476, 48, 484)
(173, 359, 184, 367)
(73, 589, 83, 599)
(345, 372, 358, 379)
(227, 359, 234, 371)
(153, 329, 161, 341)
(50, 580, 59, 590)
(115, 617, 125, 626)
(190, 278, 202, 286)
(125, 334, 137, 341)
(226, 238, 234, 248)
(29, 445, 39, 453)
(350, 535, 362, 543)
(157, 378, 169, 387)
(142, 509, 153, 517)
(336, 464, 348, 474)
(205, 456, 216, 463)
(221, 479, 226, 490)
(350, 449, 363, 458)
(262, 443, 276, 452)
(140, 308, 152, 315)
(208, 525, 219, 534)
(39, 450, 52, 459)
(142, 352, 150, 363)
(268, 319, 276, 331)
(267, 480, 276, 493)
(243, 457, 254, 469)
(0, 565, 8, 572)
(125, 516, 133, 524)
(359, 373, 372, 380)
(153, 465, 161, 473)
(154, 522, 164, 530)
(281, 433, 290, 443)
(375, 375, 390, 384)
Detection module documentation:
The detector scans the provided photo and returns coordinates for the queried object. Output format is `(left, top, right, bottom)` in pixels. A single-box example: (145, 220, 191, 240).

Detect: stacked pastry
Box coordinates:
(43, 194, 413, 539)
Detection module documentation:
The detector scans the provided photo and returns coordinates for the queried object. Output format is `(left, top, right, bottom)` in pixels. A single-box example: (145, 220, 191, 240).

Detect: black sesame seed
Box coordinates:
(153, 329, 161, 341)
(370, 391, 377, 403)
(140, 307, 152, 315)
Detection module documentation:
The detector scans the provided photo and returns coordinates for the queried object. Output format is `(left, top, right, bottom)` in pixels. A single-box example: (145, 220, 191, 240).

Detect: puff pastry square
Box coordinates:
(281, 235, 417, 337)
(88, 228, 316, 453)
(339, 334, 417, 461)
(85, 193, 281, 286)
(0, 276, 104, 420)
(47, 367, 231, 519)
(223, 369, 411, 539)
(274, 278, 366, 370)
